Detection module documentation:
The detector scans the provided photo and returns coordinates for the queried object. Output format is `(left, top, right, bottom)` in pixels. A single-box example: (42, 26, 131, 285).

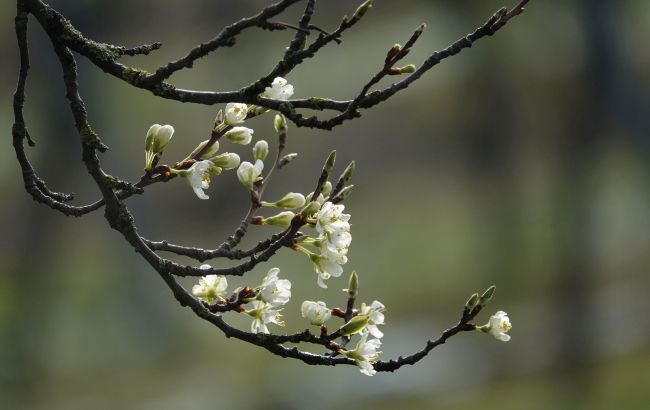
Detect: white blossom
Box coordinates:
(310, 253, 344, 288)
(183, 160, 214, 200)
(191, 265, 228, 303)
(317, 202, 351, 236)
(237, 159, 264, 189)
(224, 126, 254, 145)
(224, 103, 248, 125)
(340, 332, 382, 376)
(262, 77, 294, 101)
(486, 311, 512, 342)
(301, 301, 331, 326)
(359, 300, 386, 338)
(247, 300, 284, 334)
(259, 267, 291, 307)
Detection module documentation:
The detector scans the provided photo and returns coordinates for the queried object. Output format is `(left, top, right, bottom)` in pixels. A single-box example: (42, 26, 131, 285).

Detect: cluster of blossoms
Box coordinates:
(142, 77, 294, 200)
(192, 266, 292, 334)
(149, 75, 510, 377)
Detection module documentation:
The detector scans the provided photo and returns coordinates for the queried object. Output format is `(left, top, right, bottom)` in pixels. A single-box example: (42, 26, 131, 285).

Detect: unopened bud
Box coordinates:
(189, 140, 220, 160)
(274, 114, 288, 133)
(301, 201, 322, 216)
(210, 152, 240, 169)
(324, 150, 336, 174)
(466, 293, 480, 309)
(352, 0, 373, 21)
(253, 140, 269, 161)
(480, 285, 496, 306)
(347, 271, 359, 297)
(398, 64, 416, 74)
(274, 192, 306, 209)
(279, 153, 298, 168)
(341, 161, 355, 183)
(265, 211, 295, 228)
(339, 315, 369, 336)
(321, 181, 333, 198)
(224, 126, 254, 145)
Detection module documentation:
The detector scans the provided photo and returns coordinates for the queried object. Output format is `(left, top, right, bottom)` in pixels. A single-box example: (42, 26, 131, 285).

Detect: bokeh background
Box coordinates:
(1, 0, 649, 409)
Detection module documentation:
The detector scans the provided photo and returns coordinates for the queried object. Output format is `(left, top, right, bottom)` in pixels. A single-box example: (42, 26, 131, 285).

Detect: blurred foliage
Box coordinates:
(1, 0, 649, 409)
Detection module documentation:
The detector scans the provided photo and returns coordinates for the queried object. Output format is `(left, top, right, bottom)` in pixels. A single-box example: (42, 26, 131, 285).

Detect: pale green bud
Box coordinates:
(264, 211, 295, 228)
(270, 192, 306, 209)
(224, 126, 254, 145)
(353, 0, 373, 20)
(152, 125, 174, 154)
(253, 140, 269, 161)
(300, 201, 321, 216)
(341, 161, 355, 183)
(321, 181, 333, 198)
(189, 140, 220, 160)
(324, 150, 336, 174)
(398, 64, 417, 74)
(145, 124, 160, 151)
(210, 152, 240, 170)
(480, 285, 496, 306)
(274, 114, 287, 133)
(347, 271, 359, 297)
(466, 293, 480, 309)
(339, 315, 369, 336)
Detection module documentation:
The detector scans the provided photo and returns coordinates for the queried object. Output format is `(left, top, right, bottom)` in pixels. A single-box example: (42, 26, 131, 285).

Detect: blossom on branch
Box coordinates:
(224, 126, 254, 145)
(258, 267, 291, 308)
(359, 300, 386, 338)
(246, 300, 285, 334)
(480, 311, 512, 342)
(192, 265, 228, 303)
(340, 332, 382, 376)
(262, 77, 294, 101)
(301, 301, 332, 326)
(224, 103, 248, 125)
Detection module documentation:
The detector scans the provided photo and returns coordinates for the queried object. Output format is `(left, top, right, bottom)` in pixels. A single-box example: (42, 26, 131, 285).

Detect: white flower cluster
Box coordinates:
(191, 267, 292, 335)
(308, 201, 352, 288)
(144, 77, 294, 200)
(246, 268, 292, 334)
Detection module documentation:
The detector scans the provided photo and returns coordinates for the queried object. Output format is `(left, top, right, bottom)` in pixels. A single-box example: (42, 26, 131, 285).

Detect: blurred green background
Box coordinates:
(1, 0, 649, 409)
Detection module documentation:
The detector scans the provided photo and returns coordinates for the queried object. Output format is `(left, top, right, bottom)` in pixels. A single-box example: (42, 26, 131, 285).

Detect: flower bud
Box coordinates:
(480, 285, 496, 306)
(145, 124, 161, 151)
(398, 64, 417, 74)
(237, 159, 264, 190)
(189, 140, 220, 160)
(279, 153, 298, 168)
(265, 211, 295, 228)
(352, 0, 373, 22)
(339, 315, 369, 336)
(324, 150, 337, 174)
(300, 201, 322, 216)
(271, 192, 306, 209)
(224, 127, 254, 145)
(210, 152, 240, 170)
(465, 293, 480, 309)
(321, 181, 333, 198)
(347, 271, 359, 297)
(253, 140, 269, 161)
(274, 114, 287, 133)
(152, 125, 174, 154)
(341, 161, 355, 183)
